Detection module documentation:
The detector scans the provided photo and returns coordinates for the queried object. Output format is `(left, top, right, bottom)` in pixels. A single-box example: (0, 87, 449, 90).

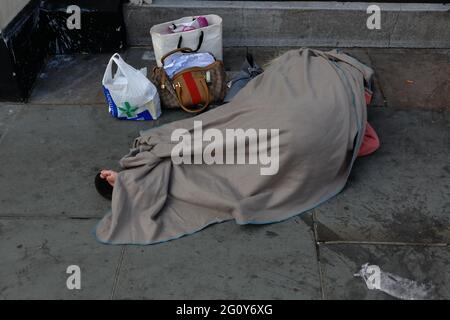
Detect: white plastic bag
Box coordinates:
(150, 14, 223, 67)
(102, 53, 161, 120)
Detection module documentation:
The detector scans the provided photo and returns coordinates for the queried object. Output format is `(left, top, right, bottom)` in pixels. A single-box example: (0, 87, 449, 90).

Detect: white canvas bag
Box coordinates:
(150, 14, 223, 67)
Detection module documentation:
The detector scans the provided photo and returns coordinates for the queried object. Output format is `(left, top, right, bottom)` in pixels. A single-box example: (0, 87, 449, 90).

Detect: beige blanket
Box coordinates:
(95, 48, 373, 244)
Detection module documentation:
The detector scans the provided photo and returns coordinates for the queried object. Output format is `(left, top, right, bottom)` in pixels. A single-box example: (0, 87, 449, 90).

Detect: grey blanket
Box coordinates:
(96, 48, 373, 245)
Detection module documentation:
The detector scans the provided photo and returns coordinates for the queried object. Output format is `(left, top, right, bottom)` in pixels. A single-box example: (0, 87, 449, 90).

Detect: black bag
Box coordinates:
(223, 54, 263, 103)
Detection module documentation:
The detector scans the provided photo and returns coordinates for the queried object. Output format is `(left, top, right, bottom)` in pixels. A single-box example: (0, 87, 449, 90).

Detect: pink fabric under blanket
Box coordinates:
(358, 86, 380, 157)
(358, 122, 380, 157)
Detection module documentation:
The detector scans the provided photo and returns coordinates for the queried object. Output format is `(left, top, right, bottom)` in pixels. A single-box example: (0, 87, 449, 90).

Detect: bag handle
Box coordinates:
(174, 78, 210, 114)
(177, 30, 204, 52)
(160, 47, 194, 66)
(103, 53, 125, 83)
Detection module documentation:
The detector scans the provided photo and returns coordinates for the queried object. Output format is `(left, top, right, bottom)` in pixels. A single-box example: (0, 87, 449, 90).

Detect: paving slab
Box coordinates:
(314, 107, 450, 244)
(368, 49, 450, 109)
(0, 218, 122, 299)
(29, 54, 114, 105)
(0, 104, 190, 218)
(240, 47, 450, 108)
(113, 216, 321, 299)
(27, 47, 257, 107)
(0, 104, 23, 142)
(29, 47, 449, 109)
(319, 243, 450, 300)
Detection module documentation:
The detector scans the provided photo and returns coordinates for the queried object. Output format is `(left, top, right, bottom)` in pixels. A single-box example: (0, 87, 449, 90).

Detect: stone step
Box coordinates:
(124, 1, 450, 49)
(125, 46, 450, 109)
(25, 47, 450, 109)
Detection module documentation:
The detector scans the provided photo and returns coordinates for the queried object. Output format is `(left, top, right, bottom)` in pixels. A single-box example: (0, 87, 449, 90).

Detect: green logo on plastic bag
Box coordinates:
(118, 102, 139, 118)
